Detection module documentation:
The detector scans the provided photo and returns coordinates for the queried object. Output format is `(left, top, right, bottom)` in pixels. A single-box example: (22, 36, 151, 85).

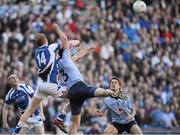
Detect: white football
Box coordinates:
(133, 1, 146, 14)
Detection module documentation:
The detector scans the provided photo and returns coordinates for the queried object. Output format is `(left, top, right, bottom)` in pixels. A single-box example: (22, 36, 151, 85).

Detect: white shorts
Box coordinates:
(16, 116, 43, 131)
(27, 116, 44, 128)
(34, 80, 67, 99)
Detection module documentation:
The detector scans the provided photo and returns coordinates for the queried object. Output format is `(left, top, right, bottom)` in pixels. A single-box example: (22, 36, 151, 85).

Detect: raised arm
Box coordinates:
(72, 43, 97, 62)
(69, 40, 80, 49)
(52, 24, 70, 50)
(2, 104, 10, 129)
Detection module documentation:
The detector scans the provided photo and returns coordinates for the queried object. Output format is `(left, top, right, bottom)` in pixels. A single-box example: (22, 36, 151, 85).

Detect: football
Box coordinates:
(133, 0, 146, 14)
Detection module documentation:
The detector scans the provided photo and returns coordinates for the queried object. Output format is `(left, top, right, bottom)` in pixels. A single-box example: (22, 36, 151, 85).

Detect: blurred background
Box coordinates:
(0, 0, 179, 134)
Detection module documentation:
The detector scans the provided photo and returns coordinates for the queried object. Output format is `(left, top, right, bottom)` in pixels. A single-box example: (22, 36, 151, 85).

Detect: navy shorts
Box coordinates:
(112, 120, 137, 134)
(68, 81, 97, 115)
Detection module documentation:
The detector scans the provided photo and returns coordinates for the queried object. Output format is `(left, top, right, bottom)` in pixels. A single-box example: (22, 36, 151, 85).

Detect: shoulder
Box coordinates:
(5, 88, 14, 102)
(6, 88, 14, 98)
(61, 49, 71, 59)
(19, 83, 34, 93)
(169, 112, 175, 118)
(19, 83, 28, 88)
(49, 43, 60, 51)
(104, 97, 113, 103)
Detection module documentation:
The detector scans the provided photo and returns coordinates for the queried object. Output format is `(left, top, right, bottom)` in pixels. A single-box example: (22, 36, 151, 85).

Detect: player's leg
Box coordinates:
(68, 99, 84, 134)
(103, 123, 118, 134)
(88, 86, 123, 99)
(94, 87, 116, 97)
(61, 102, 71, 114)
(13, 127, 29, 135)
(129, 124, 143, 134)
(68, 85, 85, 134)
(19, 96, 42, 123)
(53, 84, 69, 129)
(53, 102, 70, 132)
(34, 126, 45, 134)
(69, 115, 81, 134)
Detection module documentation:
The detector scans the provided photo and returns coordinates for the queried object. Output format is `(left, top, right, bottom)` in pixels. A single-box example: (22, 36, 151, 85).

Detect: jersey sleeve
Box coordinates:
(49, 43, 62, 52)
(62, 49, 71, 61)
(5, 92, 12, 105)
(127, 96, 134, 109)
(100, 99, 108, 113)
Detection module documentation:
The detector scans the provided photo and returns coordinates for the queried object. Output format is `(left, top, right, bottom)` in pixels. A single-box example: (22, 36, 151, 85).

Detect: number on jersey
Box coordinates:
(37, 52, 47, 66)
(60, 69, 68, 82)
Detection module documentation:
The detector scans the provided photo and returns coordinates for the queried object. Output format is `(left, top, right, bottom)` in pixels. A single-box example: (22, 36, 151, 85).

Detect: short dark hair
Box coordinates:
(110, 76, 121, 86)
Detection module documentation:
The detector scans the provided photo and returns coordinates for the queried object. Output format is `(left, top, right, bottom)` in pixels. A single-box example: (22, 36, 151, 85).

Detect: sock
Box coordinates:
(58, 112, 66, 120)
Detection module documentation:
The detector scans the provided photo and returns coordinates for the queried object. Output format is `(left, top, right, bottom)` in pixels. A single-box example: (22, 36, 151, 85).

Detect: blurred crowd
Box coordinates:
(0, 0, 179, 134)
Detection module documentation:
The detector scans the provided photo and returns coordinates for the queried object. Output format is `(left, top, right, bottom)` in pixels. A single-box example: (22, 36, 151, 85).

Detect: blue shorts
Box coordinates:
(112, 120, 137, 134)
(68, 81, 97, 115)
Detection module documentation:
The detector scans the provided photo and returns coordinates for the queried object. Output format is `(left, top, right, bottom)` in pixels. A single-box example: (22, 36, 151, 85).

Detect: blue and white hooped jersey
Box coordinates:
(34, 43, 61, 83)
(58, 49, 84, 88)
(101, 95, 135, 124)
(5, 83, 40, 116)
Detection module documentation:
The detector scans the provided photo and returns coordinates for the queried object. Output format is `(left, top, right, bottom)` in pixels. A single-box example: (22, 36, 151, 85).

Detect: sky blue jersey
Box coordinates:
(101, 95, 135, 124)
(58, 49, 84, 88)
(5, 83, 40, 116)
(34, 43, 61, 83)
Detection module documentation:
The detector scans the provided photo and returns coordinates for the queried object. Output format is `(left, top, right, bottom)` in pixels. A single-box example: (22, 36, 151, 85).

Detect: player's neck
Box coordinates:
(113, 89, 120, 93)
(12, 83, 19, 90)
(39, 44, 48, 48)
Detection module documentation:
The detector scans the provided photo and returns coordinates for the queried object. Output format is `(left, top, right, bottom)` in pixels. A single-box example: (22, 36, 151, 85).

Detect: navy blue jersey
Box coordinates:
(5, 83, 40, 116)
(34, 43, 61, 83)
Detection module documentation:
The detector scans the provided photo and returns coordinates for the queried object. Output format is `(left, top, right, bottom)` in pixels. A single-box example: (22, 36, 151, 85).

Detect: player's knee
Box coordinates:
(130, 125, 143, 134)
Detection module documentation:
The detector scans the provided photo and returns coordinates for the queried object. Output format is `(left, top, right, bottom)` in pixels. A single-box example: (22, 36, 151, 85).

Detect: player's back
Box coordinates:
(104, 96, 134, 124)
(58, 49, 84, 88)
(34, 43, 60, 83)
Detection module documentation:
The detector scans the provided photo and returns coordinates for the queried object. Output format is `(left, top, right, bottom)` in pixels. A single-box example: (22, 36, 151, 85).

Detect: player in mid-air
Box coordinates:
(53, 43, 98, 133)
(2, 74, 45, 134)
(96, 76, 143, 134)
(17, 24, 70, 132)
(53, 26, 127, 134)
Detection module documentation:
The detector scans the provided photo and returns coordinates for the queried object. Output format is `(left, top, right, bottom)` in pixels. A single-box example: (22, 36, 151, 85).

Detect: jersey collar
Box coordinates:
(39, 44, 48, 48)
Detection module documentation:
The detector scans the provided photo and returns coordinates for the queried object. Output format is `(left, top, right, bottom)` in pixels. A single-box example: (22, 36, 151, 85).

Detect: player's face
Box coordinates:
(8, 74, 19, 86)
(110, 79, 121, 93)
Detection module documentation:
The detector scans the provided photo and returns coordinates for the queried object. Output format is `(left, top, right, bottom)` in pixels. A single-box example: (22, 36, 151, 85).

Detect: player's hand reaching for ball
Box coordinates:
(96, 109, 104, 117)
